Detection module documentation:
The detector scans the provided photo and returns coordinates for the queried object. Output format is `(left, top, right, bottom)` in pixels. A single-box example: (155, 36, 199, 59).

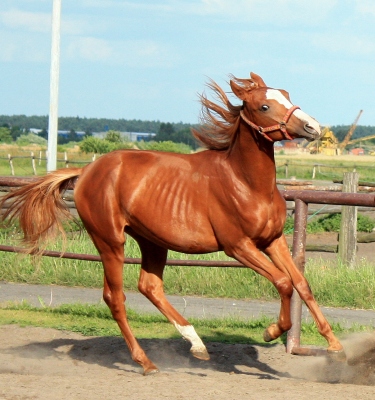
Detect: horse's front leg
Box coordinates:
(227, 238, 294, 342)
(264, 235, 344, 353)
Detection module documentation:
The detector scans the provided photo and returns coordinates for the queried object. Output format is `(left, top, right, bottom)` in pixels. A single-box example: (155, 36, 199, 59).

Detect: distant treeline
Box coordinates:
(2, 114, 375, 144)
(330, 125, 375, 142)
(0, 114, 196, 134)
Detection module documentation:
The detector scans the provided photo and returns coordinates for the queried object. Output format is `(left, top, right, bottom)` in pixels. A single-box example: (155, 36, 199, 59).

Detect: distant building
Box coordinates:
(350, 148, 365, 155)
(29, 128, 85, 138)
(93, 131, 156, 142)
(29, 129, 156, 142)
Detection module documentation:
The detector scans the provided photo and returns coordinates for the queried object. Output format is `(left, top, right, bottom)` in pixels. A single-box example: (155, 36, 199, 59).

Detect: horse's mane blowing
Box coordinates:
(192, 77, 246, 150)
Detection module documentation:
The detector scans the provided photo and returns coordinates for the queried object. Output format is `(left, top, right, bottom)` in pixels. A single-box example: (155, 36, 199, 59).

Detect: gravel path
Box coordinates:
(1, 281, 375, 328)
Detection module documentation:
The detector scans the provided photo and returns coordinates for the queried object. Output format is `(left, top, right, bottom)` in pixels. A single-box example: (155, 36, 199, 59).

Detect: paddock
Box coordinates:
(1, 175, 375, 355)
(1, 176, 375, 394)
(1, 325, 375, 399)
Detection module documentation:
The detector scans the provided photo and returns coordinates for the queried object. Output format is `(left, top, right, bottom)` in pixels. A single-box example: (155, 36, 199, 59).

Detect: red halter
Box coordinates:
(240, 105, 301, 142)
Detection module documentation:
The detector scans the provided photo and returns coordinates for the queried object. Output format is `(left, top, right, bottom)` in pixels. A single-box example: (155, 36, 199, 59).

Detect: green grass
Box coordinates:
(0, 148, 92, 176)
(0, 302, 372, 347)
(1, 148, 375, 182)
(276, 155, 375, 181)
(1, 227, 375, 310)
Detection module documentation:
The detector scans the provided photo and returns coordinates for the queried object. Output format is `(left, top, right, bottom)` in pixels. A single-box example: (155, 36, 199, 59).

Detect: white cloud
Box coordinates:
(78, 0, 338, 25)
(311, 33, 375, 56)
(67, 37, 113, 61)
(0, 36, 17, 62)
(105, 0, 338, 25)
(355, 0, 375, 17)
(0, 8, 50, 33)
(194, 0, 338, 22)
(66, 36, 177, 67)
(0, 31, 49, 62)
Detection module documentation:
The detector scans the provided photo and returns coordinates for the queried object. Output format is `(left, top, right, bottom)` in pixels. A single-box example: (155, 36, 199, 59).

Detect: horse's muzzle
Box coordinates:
(303, 123, 321, 141)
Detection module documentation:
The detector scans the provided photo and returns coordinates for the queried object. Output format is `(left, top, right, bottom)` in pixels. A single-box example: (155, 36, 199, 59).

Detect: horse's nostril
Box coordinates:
(304, 124, 317, 134)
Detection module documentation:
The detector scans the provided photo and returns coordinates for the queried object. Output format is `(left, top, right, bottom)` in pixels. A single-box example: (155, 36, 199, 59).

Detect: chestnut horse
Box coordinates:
(1, 73, 343, 374)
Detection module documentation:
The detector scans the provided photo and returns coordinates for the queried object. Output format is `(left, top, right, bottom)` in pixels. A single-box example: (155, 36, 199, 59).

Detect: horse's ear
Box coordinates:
(250, 72, 267, 87)
(230, 79, 248, 100)
(230, 73, 267, 100)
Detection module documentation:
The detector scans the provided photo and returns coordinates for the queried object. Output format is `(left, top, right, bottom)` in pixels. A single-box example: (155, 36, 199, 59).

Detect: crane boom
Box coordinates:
(338, 110, 363, 150)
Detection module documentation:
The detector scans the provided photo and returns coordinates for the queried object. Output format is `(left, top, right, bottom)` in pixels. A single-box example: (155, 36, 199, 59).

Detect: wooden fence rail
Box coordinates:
(0, 152, 95, 176)
(0, 175, 375, 357)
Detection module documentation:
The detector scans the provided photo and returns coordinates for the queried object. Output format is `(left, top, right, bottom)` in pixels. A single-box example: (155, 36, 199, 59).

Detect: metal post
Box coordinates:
(286, 198, 309, 353)
(47, 0, 62, 172)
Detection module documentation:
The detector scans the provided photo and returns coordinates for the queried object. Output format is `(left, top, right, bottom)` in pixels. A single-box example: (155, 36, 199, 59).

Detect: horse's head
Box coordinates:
(230, 72, 321, 142)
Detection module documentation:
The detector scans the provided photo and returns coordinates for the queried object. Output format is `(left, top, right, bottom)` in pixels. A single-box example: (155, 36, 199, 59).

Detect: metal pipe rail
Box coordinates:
(1, 177, 375, 356)
(280, 189, 375, 355)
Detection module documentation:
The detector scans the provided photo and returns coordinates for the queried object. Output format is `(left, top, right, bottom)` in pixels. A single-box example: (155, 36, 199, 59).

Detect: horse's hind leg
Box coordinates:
(135, 236, 210, 361)
(88, 232, 159, 375)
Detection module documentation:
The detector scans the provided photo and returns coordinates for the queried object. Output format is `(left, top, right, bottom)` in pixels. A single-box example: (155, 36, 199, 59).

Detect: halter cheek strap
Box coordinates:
(240, 105, 301, 142)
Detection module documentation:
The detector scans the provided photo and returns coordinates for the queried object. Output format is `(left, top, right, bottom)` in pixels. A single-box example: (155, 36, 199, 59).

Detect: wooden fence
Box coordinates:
(0, 175, 375, 356)
(0, 152, 95, 175)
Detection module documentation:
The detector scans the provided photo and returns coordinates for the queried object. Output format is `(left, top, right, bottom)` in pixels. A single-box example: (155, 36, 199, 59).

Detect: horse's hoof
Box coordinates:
(142, 360, 160, 375)
(263, 323, 284, 342)
(191, 348, 210, 361)
(143, 366, 160, 376)
(327, 349, 346, 363)
(263, 328, 274, 343)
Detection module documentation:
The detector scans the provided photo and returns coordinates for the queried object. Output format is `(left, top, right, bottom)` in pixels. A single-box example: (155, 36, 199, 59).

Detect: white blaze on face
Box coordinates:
(265, 89, 321, 135)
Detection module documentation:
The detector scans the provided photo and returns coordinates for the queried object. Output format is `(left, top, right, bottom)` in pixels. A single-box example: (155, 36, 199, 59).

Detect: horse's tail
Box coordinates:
(0, 168, 82, 254)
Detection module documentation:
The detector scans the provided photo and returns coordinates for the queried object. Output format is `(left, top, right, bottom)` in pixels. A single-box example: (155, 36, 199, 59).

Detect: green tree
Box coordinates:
(68, 129, 79, 142)
(105, 130, 122, 143)
(0, 127, 12, 143)
(16, 133, 47, 146)
(79, 137, 116, 154)
(38, 128, 48, 139)
(155, 123, 175, 141)
(137, 140, 191, 154)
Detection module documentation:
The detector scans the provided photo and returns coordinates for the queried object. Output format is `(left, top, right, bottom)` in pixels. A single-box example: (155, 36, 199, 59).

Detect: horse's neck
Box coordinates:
(228, 124, 277, 194)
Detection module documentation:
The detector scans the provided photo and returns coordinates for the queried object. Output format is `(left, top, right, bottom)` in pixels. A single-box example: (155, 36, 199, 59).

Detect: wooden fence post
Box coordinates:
(338, 172, 359, 268)
(31, 152, 37, 175)
(285, 162, 288, 178)
(8, 154, 14, 176)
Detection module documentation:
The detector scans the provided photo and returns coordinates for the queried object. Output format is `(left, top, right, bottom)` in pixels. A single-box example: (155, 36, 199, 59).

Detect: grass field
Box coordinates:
(0, 145, 92, 176)
(1, 301, 372, 347)
(275, 153, 375, 181)
(1, 227, 375, 310)
(1, 144, 375, 182)
(1, 147, 375, 347)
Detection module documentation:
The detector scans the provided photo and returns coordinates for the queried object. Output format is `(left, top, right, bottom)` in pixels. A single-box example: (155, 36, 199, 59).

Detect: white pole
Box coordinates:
(47, 0, 61, 172)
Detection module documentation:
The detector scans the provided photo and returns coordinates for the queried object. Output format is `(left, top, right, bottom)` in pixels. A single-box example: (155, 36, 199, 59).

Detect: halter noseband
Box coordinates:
(240, 105, 301, 142)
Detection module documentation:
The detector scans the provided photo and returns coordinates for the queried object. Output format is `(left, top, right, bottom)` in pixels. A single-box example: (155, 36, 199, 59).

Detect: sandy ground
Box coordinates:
(1, 232, 375, 399)
(1, 325, 375, 400)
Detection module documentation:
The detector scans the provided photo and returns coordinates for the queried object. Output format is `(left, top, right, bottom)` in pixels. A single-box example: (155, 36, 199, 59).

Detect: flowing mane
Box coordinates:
(192, 77, 252, 150)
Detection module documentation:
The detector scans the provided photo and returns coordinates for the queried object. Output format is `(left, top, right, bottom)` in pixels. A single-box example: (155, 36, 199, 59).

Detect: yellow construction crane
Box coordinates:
(306, 127, 339, 155)
(338, 110, 363, 151)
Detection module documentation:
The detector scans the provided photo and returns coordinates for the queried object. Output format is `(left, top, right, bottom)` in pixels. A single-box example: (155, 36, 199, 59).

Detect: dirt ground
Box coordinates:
(1, 232, 375, 399)
(1, 325, 375, 400)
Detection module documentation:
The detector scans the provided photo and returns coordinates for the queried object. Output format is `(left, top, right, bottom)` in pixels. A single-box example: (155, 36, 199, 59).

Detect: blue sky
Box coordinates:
(1, 0, 375, 127)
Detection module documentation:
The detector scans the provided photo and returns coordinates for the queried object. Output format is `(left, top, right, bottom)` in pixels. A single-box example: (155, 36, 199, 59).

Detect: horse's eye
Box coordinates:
(261, 105, 269, 111)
